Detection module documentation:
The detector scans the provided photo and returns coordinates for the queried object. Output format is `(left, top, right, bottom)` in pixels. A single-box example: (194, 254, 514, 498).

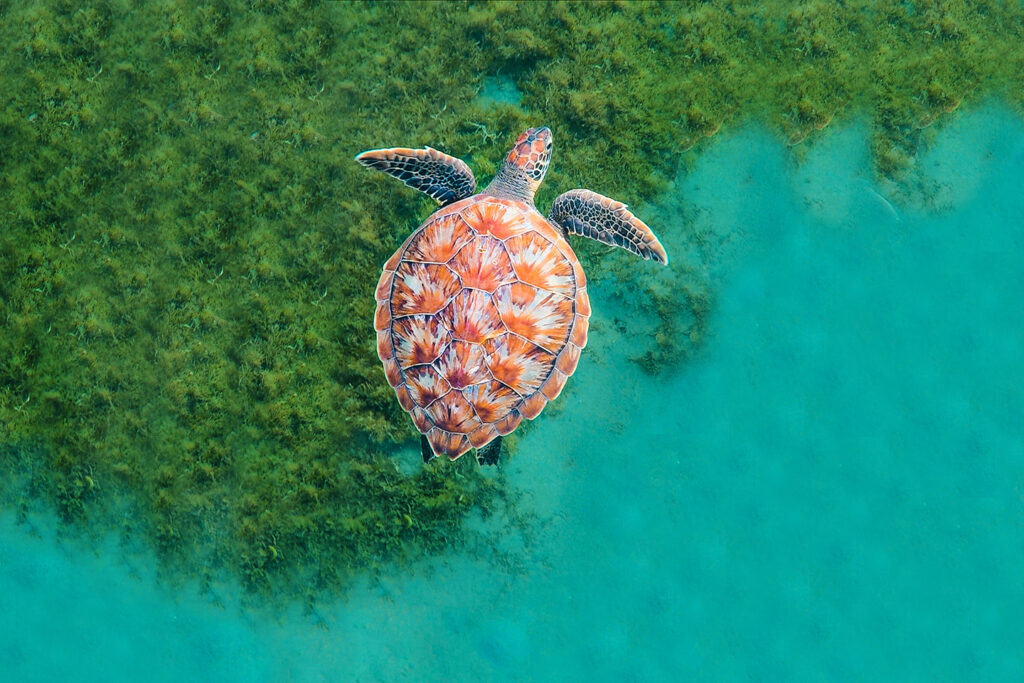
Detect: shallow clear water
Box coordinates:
(4, 106, 1023, 681)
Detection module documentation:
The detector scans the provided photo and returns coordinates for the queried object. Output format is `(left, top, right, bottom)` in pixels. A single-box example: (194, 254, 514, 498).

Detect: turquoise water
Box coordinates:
(3, 106, 1023, 681)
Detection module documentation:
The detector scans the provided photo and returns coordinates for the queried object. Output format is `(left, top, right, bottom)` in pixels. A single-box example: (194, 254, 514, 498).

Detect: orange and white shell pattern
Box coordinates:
(374, 196, 590, 460)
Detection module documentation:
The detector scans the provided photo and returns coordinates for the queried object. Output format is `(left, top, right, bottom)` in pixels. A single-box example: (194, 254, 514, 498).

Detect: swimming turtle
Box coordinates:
(357, 127, 667, 465)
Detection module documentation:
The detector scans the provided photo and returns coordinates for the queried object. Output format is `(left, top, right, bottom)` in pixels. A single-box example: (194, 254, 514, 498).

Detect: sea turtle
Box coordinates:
(357, 127, 667, 465)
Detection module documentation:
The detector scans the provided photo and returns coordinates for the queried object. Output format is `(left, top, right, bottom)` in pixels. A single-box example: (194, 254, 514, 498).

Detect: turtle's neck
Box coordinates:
(482, 165, 538, 204)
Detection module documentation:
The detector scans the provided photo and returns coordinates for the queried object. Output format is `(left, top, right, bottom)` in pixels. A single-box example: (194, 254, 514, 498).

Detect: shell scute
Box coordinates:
(468, 424, 500, 449)
(575, 286, 591, 317)
(463, 380, 519, 423)
(540, 368, 568, 401)
(391, 262, 462, 316)
(519, 392, 548, 420)
(375, 271, 394, 302)
(383, 250, 403, 272)
(410, 406, 433, 433)
(427, 428, 471, 460)
(395, 385, 415, 411)
(448, 235, 516, 291)
(391, 315, 450, 366)
(462, 201, 532, 240)
(569, 314, 589, 348)
(376, 329, 394, 361)
(382, 357, 403, 388)
(555, 342, 582, 376)
(436, 289, 504, 343)
(424, 391, 478, 435)
(374, 301, 391, 331)
(494, 409, 523, 436)
(571, 256, 587, 288)
(404, 365, 452, 408)
(405, 213, 476, 263)
(505, 232, 575, 297)
(433, 340, 490, 389)
(482, 333, 555, 396)
(493, 282, 574, 353)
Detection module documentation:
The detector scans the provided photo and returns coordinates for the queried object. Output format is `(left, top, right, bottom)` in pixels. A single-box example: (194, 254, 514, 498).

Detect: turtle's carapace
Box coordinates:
(357, 127, 668, 463)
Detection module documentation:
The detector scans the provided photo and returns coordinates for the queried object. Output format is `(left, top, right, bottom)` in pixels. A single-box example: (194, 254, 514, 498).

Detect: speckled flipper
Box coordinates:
(548, 189, 668, 265)
(356, 147, 476, 205)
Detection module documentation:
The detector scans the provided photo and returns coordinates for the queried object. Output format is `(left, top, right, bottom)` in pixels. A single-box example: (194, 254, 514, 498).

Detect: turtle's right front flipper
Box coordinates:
(549, 189, 668, 265)
(356, 147, 476, 205)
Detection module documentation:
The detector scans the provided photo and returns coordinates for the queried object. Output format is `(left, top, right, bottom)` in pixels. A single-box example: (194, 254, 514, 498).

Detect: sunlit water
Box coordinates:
(3, 106, 1023, 681)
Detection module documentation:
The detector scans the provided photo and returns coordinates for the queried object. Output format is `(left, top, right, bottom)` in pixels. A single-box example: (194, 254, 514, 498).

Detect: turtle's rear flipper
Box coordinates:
(476, 437, 502, 466)
(548, 189, 669, 265)
(421, 435, 436, 463)
(356, 147, 477, 206)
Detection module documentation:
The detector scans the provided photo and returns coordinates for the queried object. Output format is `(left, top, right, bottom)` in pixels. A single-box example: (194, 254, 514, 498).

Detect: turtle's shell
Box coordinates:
(374, 195, 591, 460)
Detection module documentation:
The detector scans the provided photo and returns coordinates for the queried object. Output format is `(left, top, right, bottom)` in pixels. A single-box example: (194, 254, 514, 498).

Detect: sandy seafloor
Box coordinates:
(3, 105, 1024, 682)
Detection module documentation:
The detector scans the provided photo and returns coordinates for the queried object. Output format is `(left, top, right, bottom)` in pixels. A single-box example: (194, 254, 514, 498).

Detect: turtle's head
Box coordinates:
(484, 127, 552, 203)
(505, 127, 552, 183)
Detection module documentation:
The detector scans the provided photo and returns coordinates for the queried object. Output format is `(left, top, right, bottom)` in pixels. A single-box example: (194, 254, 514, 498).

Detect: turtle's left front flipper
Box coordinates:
(355, 147, 476, 206)
(549, 189, 668, 265)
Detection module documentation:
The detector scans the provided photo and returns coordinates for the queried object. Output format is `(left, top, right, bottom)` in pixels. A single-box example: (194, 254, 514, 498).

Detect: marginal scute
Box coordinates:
(383, 250, 402, 272)
(376, 329, 393, 361)
(569, 251, 587, 288)
(555, 342, 581, 376)
(433, 340, 490, 389)
(405, 213, 476, 263)
(569, 314, 589, 348)
(391, 261, 462, 315)
(575, 286, 591, 317)
(410, 406, 432, 433)
(374, 301, 391, 331)
(468, 424, 499, 449)
(448, 235, 516, 291)
(493, 282, 574, 354)
(426, 428, 471, 460)
(494, 409, 522, 436)
(519, 391, 548, 420)
(375, 271, 394, 301)
(392, 315, 451, 366)
(437, 289, 505, 343)
(540, 368, 568, 401)
(482, 333, 555, 395)
(382, 358, 403, 387)
(395, 385, 414, 412)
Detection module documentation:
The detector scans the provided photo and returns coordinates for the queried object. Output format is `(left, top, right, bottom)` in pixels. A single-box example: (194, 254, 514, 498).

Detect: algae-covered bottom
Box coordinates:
(2, 1, 1024, 604)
